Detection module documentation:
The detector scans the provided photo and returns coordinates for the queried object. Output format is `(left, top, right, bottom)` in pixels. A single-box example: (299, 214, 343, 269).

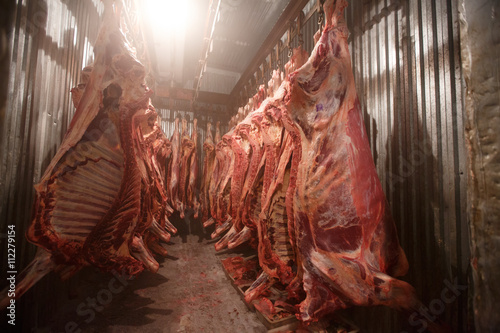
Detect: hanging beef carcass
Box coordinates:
(218, 50, 306, 253)
(0, 1, 173, 308)
(243, 46, 309, 303)
(177, 118, 195, 218)
(279, 0, 415, 322)
(168, 117, 181, 213)
(221, 0, 422, 323)
(214, 122, 222, 147)
(133, 108, 175, 259)
(205, 121, 222, 228)
(211, 131, 235, 239)
(187, 119, 200, 218)
(216, 68, 289, 251)
(253, 84, 267, 110)
(226, 112, 265, 250)
(201, 122, 216, 223)
(214, 124, 253, 250)
(227, 68, 285, 250)
(267, 69, 284, 98)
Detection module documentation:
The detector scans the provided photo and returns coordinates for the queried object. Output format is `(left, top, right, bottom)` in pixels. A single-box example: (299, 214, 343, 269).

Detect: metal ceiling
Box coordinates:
(199, 0, 291, 94)
(146, 0, 292, 95)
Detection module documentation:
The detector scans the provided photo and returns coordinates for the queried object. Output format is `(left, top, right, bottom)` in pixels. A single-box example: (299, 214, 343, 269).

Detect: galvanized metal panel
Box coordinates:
(209, 0, 291, 73)
(347, 0, 470, 331)
(0, 0, 102, 329)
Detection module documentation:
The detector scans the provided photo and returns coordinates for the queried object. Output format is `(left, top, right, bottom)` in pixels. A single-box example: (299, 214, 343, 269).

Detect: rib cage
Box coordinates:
(1, 1, 177, 308)
(267, 167, 294, 262)
(47, 128, 124, 243)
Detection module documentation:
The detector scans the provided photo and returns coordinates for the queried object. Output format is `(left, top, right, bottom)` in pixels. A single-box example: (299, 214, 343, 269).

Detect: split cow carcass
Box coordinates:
(0, 1, 176, 308)
(202, 0, 427, 325)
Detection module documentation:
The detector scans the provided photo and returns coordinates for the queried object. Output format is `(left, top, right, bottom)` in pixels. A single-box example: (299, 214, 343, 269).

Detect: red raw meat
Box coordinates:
(228, 112, 266, 249)
(221, 256, 260, 286)
(0, 2, 173, 308)
(211, 132, 235, 239)
(167, 118, 181, 213)
(244, 47, 309, 303)
(181, 119, 195, 217)
(187, 118, 200, 218)
(177, 118, 194, 218)
(215, 124, 252, 250)
(281, 0, 413, 322)
(266, 69, 283, 99)
(253, 84, 267, 109)
(133, 106, 175, 258)
(208, 122, 225, 227)
(201, 122, 216, 223)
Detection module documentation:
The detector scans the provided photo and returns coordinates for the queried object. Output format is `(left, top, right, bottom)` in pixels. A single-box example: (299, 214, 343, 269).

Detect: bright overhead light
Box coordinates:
(146, 0, 190, 33)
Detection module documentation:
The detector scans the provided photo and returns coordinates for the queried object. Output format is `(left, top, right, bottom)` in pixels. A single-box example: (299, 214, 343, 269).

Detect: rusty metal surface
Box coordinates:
(347, 0, 470, 331)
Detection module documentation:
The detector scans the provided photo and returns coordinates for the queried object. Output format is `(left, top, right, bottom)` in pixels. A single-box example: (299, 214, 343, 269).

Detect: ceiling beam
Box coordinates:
(155, 85, 193, 100)
(197, 90, 231, 106)
(154, 85, 230, 106)
(205, 62, 242, 75)
(194, 0, 223, 101)
(229, 0, 311, 101)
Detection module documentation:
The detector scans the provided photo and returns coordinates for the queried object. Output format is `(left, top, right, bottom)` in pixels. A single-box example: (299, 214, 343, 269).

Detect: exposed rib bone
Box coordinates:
(130, 236, 159, 273)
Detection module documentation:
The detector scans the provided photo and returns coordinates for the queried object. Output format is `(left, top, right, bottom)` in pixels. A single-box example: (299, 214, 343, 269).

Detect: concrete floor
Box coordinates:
(39, 232, 267, 333)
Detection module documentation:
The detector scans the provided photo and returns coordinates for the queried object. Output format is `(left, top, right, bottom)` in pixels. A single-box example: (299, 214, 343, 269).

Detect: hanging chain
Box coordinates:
(287, 21, 293, 58)
(276, 42, 282, 69)
(298, 12, 304, 47)
(318, 0, 325, 28)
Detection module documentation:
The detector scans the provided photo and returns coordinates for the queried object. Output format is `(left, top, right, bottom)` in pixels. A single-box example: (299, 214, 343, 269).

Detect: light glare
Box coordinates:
(147, 0, 189, 33)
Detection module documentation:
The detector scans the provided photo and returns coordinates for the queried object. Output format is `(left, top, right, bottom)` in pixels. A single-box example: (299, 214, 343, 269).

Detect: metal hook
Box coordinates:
(298, 32, 304, 47)
(318, 0, 326, 28)
(276, 42, 282, 69)
(297, 12, 304, 47)
(261, 63, 266, 84)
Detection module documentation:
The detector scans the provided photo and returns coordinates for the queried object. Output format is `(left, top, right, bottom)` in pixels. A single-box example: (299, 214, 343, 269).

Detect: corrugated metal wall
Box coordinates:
(0, 0, 104, 330)
(346, 0, 470, 332)
(0, 0, 472, 331)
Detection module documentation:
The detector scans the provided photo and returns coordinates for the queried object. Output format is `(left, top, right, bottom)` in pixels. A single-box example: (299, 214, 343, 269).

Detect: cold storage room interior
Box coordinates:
(0, 0, 498, 332)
